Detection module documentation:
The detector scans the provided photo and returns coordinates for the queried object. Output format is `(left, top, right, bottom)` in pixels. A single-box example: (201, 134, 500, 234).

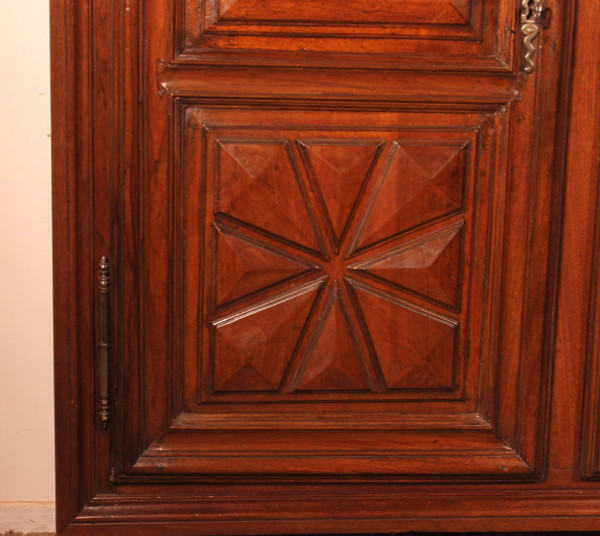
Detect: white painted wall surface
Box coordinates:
(0, 0, 55, 528)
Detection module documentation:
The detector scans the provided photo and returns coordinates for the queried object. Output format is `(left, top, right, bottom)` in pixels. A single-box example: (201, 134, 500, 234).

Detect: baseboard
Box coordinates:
(0, 502, 55, 533)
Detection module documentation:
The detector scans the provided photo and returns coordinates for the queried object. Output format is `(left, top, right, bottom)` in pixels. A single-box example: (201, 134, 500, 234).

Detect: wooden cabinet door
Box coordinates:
(52, 1, 600, 534)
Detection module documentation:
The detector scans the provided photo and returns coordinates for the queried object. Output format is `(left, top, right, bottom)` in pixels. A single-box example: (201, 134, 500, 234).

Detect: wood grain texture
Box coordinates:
(570, 2, 600, 480)
(101, 103, 544, 480)
(178, 0, 512, 70)
(51, 0, 600, 533)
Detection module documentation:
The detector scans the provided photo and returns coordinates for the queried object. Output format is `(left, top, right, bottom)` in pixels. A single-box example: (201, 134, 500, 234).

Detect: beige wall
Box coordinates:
(0, 0, 55, 503)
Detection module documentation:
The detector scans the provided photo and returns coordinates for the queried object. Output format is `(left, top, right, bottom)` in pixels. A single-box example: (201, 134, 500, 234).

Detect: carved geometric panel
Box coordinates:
(118, 105, 553, 481)
(204, 124, 474, 402)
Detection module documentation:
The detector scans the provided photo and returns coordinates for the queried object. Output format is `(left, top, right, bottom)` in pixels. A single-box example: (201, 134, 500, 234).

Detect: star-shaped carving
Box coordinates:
(211, 138, 467, 395)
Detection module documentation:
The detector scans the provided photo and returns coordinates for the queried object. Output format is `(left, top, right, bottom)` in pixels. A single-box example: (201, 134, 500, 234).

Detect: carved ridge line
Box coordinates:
(211, 277, 326, 328)
(215, 212, 327, 261)
(287, 281, 379, 393)
(211, 221, 323, 311)
(170, 410, 492, 430)
(350, 221, 465, 276)
(161, 79, 521, 106)
(297, 138, 385, 252)
(345, 277, 460, 393)
(348, 140, 470, 256)
(214, 136, 328, 257)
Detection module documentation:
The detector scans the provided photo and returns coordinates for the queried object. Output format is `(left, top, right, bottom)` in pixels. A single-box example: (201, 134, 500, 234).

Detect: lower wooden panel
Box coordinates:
(112, 102, 554, 482)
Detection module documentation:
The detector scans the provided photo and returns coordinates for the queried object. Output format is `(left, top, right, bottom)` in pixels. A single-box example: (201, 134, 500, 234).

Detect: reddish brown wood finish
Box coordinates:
(51, 0, 600, 534)
(179, 0, 512, 70)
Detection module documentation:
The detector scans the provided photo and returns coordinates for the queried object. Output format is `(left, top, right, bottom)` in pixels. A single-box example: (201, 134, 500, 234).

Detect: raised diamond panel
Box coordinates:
(355, 142, 467, 250)
(352, 284, 458, 390)
(213, 224, 319, 307)
(294, 284, 370, 392)
(352, 224, 463, 309)
(211, 285, 320, 393)
(216, 140, 322, 252)
(299, 140, 383, 247)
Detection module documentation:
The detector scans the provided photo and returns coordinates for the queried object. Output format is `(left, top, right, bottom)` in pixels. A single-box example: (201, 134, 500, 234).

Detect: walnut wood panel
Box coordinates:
(192, 112, 479, 407)
(51, 0, 600, 533)
(177, 0, 514, 70)
(108, 99, 554, 481)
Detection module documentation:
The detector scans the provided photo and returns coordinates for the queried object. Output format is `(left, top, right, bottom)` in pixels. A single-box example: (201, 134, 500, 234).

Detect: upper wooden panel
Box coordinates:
(213, 0, 473, 24)
(178, 0, 515, 70)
